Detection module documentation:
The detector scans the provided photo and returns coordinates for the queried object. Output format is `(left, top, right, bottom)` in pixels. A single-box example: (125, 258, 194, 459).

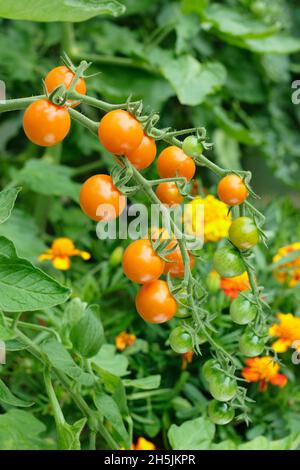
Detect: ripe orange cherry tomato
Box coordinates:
(135, 280, 177, 324)
(217, 175, 248, 206)
(164, 241, 195, 278)
(79, 174, 126, 222)
(122, 239, 165, 284)
(98, 109, 143, 155)
(23, 99, 71, 147)
(157, 146, 195, 180)
(126, 134, 157, 170)
(156, 182, 183, 206)
(44, 65, 86, 105)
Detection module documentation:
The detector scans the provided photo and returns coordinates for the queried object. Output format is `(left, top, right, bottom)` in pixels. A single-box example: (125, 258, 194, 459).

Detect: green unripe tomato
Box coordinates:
(213, 245, 245, 278)
(169, 326, 193, 354)
(208, 399, 235, 425)
(208, 371, 238, 402)
(206, 271, 221, 294)
(230, 294, 257, 325)
(239, 329, 265, 357)
(202, 359, 219, 383)
(229, 217, 259, 251)
(109, 246, 124, 267)
(182, 135, 203, 157)
(175, 288, 191, 318)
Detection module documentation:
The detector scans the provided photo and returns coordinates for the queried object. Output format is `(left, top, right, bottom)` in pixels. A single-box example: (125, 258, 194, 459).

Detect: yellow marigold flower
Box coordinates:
(188, 195, 232, 243)
(38, 237, 91, 271)
(272, 242, 300, 287)
(133, 437, 156, 451)
(269, 313, 300, 353)
(182, 351, 194, 370)
(220, 272, 250, 300)
(242, 356, 287, 391)
(115, 331, 136, 351)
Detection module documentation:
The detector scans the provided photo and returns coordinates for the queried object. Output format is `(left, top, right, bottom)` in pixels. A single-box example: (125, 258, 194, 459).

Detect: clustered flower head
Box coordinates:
(121, 437, 156, 451)
(242, 356, 287, 392)
(269, 313, 300, 353)
(115, 331, 136, 351)
(38, 237, 91, 270)
(188, 195, 232, 242)
(220, 271, 250, 299)
(272, 242, 300, 287)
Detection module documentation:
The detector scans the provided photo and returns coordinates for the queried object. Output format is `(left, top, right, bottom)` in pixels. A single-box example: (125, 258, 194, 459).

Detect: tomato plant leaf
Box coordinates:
(56, 418, 87, 450)
(123, 375, 161, 390)
(16, 159, 80, 202)
(0, 254, 70, 312)
(0, 410, 52, 450)
(168, 417, 215, 450)
(0, 310, 15, 341)
(41, 339, 94, 386)
(70, 304, 105, 358)
(0, 379, 33, 408)
(91, 344, 129, 377)
(0, 236, 17, 258)
(0, 0, 125, 22)
(0, 187, 21, 224)
(94, 391, 130, 448)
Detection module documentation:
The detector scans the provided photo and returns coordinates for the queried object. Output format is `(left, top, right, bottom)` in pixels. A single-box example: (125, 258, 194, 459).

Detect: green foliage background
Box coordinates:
(0, 0, 300, 450)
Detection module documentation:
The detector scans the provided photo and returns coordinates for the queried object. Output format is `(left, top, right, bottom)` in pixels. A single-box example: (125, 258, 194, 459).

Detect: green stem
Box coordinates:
(0, 95, 45, 113)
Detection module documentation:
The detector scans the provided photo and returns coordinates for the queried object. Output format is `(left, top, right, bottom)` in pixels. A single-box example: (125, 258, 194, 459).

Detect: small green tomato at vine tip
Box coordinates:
(208, 399, 235, 425)
(182, 135, 203, 157)
(208, 371, 238, 402)
(230, 294, 257, 325)
(239, 329, 265, 357)
(202, 359, 220, 383)
(229, 217, 259, 251)
(213, 245, 245, 278)
(169, 326, 193, 354)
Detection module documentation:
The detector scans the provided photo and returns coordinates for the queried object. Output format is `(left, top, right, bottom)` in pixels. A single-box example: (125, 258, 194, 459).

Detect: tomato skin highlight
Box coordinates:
(230, 294, 257, 325)
(135, 280, 177, 324)
(217, 174, 248, 206)
(208, 371, 238, 402)
(239, 329, 265, 357)
(156, 182, 183, 206)
(169, 326, 193, 354)
(122, 239, 165, 284)
(208, 400, 235, 425)
(163, 241, 195, 278)
(126, 134, 157, 170)
(23, 99, 71, 147)
(157, 145, 196, 180)
(44, 65, 86, 103)
(213, 245, 245, 278)
(98, 109, 143, 155)
(229, 217, 259, 251)
(79, 174, 126, 222)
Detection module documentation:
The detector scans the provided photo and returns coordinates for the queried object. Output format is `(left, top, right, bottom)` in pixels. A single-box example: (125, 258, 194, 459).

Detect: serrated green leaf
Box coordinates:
(0, 187, 21, 224)
(70, 304, 104, 358)
(0, 254, 70, 312)
(0, 379, 33, 407)
(92, 344, 129, 377)
(16, 159, 80, 202)
(0, 0, 125, 22)
(94, 391, 130, 447)
(41, 339, 94, 386)
(168, 417, 215, 450)
(0, 410, 51, 449)
(0, 236, 17, 258)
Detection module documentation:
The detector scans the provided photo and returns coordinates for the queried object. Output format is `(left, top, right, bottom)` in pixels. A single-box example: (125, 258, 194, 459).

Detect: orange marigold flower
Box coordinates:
(242, 356, 287, 392)
(220, 272, 250, 299)
(131, 437, 156, 450)
(115, 331, 136, 351)
(272, 242, 300, 287)
(182, 351, 194, 370)
(269, 313, 300, 353)
(38, 237, 91, 270)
